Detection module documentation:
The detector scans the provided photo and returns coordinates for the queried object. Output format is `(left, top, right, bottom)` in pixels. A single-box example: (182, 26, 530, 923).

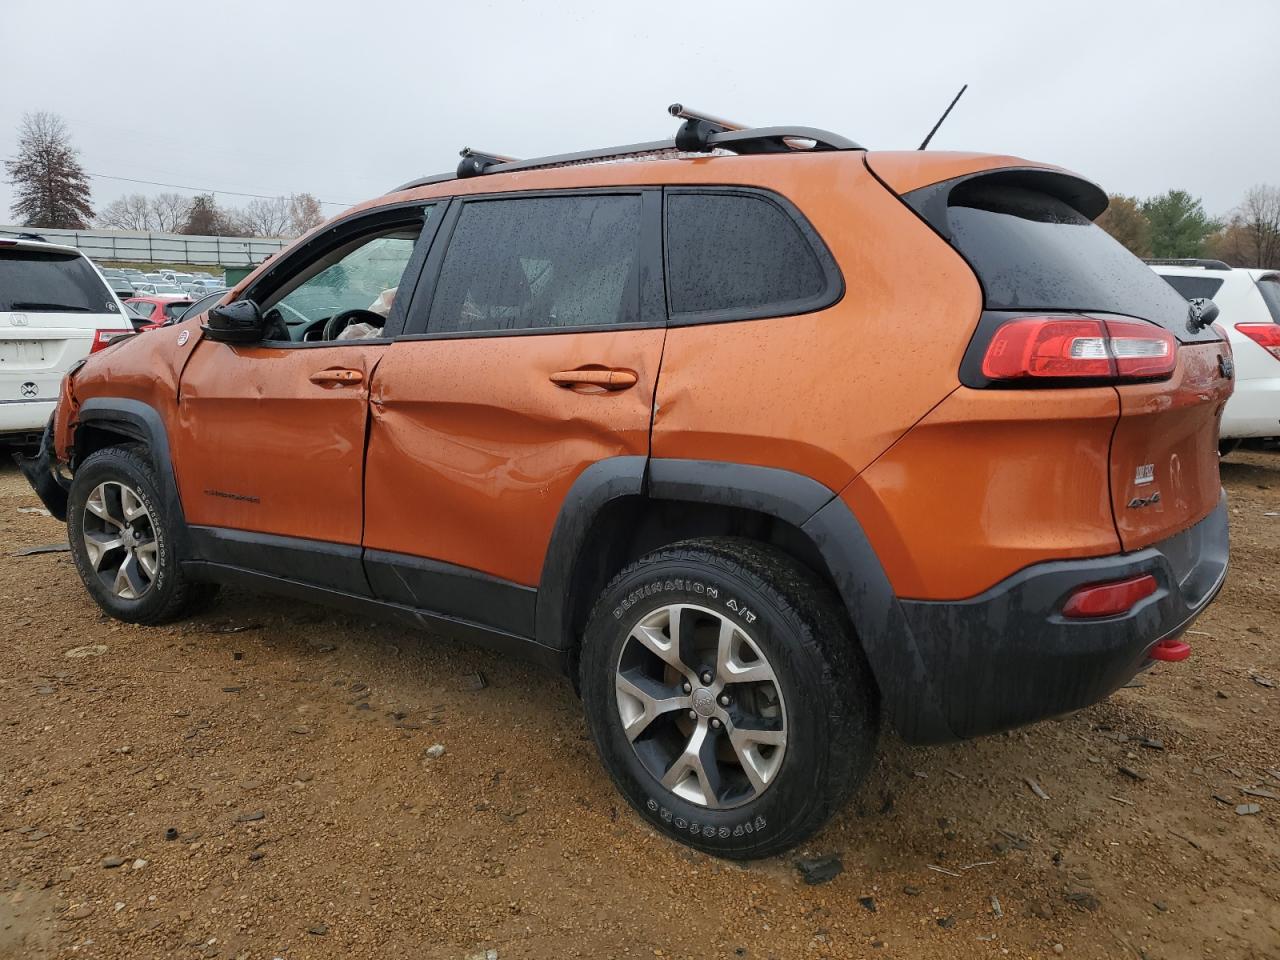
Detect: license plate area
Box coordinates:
(0, 340, 48, 364)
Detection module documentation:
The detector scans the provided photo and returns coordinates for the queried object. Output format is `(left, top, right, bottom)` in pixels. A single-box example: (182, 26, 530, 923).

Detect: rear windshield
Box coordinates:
(0, 249, 119, 313)
(1160, 275, 1225, 302)
(910, 176, 1212, 341)
(1257, 275, 1280, 323)
(163, 301, 192, 320)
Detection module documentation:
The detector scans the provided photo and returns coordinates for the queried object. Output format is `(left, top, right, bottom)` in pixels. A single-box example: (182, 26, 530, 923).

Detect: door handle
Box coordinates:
(549, 368, 638, 390)
(310, 368, 364, 385)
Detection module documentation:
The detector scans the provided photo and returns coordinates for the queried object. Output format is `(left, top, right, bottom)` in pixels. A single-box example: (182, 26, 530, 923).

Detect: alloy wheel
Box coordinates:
(615, 603, 787, 809)
(82, 481, 159, 600)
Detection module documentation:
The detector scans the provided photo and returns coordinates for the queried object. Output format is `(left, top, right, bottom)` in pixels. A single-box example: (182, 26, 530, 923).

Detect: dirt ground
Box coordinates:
(1, 453, 1276, 960)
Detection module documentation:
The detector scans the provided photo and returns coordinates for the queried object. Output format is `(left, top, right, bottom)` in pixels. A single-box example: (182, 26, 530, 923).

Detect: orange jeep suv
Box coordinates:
(19, 107, 1232, 858)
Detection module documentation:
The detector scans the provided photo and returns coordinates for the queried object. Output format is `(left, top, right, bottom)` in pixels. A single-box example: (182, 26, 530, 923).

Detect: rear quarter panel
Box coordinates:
(652, 154, 980, 492)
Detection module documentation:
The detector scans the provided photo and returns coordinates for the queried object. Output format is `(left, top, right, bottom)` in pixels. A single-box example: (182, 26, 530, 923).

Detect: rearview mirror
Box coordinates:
(204, 299, 264, 344)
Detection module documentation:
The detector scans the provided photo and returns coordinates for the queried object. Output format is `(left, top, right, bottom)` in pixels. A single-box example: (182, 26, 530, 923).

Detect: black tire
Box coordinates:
(580, 537, 878, 859)
(1218, 438, 1241, 458)
(67, 445, 218, 624)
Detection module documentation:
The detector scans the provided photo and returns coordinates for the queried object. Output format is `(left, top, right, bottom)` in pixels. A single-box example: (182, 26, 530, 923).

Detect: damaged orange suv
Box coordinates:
(21, 106, 1232, 858)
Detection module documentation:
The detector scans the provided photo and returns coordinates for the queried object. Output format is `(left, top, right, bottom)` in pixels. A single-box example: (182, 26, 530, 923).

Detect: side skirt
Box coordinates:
(181, 561, 566, 673)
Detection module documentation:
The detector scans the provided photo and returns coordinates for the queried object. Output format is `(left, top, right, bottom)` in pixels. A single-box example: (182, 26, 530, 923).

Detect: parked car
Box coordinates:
(131, 283, 158, 296)
(101, 268, 126, 279)
(151, 283, 186, 296)
(125, 296, 194, 329)
(0, 236, 133, 448)
(123, 301, 154, 328)
(19, 112, 1232, 858)
(105, 276, 136, 299)
(1149, 260, 1280, 450)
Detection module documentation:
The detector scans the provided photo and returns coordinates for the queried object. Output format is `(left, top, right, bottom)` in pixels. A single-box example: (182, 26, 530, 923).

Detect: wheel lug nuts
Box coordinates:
(710, 718, 721, 729)
(682, 682, 692, 694)
(688, 710, 697, 720)
(718, 694, 730, 706)
(700, 672, 712, 685)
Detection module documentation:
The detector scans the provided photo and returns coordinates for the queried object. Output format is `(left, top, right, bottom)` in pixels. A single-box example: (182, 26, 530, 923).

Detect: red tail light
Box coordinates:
(1062, 574, 1158, 618)
(91, 329, 133, 353)
(1235, 322, 1280, 360)
(981, 317, 1177, 383)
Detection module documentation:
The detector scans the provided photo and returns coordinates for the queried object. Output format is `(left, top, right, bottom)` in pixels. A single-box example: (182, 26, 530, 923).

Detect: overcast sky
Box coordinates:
(2, 0, 1275, 224)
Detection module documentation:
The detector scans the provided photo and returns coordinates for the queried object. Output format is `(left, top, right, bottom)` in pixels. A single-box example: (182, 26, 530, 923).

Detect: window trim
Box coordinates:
(236, 200, 442, 348)
(662, 185, 843, 326)
(399, 187, 665, 340)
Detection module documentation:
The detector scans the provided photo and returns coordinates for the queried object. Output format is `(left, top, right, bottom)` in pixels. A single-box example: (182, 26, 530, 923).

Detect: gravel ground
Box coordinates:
(1, 453, 1277, 960)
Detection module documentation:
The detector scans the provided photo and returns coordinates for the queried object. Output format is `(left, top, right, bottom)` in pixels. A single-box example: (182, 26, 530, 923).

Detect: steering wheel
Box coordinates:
(323, 308, 386, 342)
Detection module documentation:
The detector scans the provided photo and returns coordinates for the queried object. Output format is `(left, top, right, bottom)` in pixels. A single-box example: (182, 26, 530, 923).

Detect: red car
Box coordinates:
(125, 296, 193, 330)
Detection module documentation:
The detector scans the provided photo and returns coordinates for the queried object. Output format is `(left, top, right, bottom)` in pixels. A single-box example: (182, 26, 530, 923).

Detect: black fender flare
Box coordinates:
(538, 456, 954, 743)
(74, 398, 192, 560)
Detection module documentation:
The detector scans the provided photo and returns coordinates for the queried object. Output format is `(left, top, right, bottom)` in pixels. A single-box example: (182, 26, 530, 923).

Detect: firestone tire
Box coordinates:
(67, 445, 218, 624)
(580, 537, 878, 859)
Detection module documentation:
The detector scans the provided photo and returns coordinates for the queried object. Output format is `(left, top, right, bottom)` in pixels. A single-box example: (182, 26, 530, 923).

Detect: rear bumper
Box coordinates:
(896, 493, 1228, 742)
(12, 418, 69, 521)
(0, 398, 56, 438)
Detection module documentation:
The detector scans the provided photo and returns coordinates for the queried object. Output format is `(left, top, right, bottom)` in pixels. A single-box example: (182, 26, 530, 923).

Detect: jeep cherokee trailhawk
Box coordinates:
(19, 106, 1232, 858)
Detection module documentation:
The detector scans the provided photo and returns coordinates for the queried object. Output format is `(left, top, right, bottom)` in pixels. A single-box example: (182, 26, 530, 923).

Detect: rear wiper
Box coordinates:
(6, 301, 94, 312)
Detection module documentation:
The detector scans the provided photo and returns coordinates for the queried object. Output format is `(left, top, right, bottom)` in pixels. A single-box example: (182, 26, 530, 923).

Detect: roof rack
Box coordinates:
(1144, 258, 1232, 271)
(392, 103, 864, 192)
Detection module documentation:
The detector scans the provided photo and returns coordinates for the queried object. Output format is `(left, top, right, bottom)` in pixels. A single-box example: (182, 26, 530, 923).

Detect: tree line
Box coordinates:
(3, 111, 325, 239)
(1094, 186, 1279, 268)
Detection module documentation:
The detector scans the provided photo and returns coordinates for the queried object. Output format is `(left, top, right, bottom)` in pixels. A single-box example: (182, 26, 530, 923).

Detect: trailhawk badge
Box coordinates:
(1134, 463, 1155, 486)
(177, 330, 190, 346)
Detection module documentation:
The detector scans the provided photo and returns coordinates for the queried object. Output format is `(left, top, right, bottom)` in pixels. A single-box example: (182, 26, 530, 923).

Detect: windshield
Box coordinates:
(0, 248, 119, 313)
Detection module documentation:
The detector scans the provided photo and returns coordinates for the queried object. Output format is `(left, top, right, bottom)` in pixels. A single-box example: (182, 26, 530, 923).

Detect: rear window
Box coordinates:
(665, 191, 829, 318)
(910, 175, 1213, 341)
(1256, 276, 1280, 323)
(1160, 275, 1225, 302)
(163, 300, 192, 320)
(0, 249, 119, 313)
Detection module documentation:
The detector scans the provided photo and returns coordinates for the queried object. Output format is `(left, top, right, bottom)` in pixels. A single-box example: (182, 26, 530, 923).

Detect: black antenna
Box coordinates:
(917, 84, 968, 150)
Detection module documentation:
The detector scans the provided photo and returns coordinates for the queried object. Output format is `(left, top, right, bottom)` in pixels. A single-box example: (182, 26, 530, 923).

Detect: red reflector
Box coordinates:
(981, 316, 1176, 383)
(1236, 322, 1280, 360)
(91, 329, 133, 353)
(1149, 637, 1191, 662)
(1062, 574, 1158, 618)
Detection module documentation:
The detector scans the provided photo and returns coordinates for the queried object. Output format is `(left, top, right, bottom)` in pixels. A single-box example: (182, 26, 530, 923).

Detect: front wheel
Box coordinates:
(67, 445, 218, 624)
(580, 538, 878, 859)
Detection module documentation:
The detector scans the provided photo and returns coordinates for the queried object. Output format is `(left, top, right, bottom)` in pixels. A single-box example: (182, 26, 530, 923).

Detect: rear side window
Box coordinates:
(0, 249, 119, 313)
(428, 194, 642, 334)
(163, 301, 191, 320)
(1159, 275, 1225, 301)
(1257, 275, 1280, 323)
(909, 173, 1216, 342)
(665, 191, 829, 318)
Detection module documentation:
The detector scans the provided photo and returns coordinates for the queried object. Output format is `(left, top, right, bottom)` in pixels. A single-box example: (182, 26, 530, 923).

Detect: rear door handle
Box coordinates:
(549, 368, 638, 390)
(310, 368, 364, 385)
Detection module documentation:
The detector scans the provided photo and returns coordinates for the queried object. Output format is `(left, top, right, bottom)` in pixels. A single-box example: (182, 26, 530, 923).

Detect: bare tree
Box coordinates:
(3, 111, 94, 228)
(97, 193, 154, 230)
(235, 196, 291, 237)
(287, 192, 324, 236)
(150, 192, 193, 233)
(1207, 186, 1280, 269)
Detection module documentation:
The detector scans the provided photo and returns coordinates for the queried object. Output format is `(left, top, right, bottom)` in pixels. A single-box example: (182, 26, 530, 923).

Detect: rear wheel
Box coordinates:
(1218, 438, 1241, 458)
(580, 538, 878, 859)
(67, 446, 217, 624)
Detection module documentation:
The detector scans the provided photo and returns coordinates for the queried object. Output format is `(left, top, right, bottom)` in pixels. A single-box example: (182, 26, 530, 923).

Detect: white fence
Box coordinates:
(1, 224, 289, 267)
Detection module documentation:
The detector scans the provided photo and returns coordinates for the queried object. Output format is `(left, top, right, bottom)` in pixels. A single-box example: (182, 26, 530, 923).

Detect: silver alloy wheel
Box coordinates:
(82, 481, 159, 600)
(615, 603, 787, 809)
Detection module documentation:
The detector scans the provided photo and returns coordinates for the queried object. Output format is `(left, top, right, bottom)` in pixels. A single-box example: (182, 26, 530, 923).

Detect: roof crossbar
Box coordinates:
(1144, 258, 1232, 271)
(392, 102, 864, 192)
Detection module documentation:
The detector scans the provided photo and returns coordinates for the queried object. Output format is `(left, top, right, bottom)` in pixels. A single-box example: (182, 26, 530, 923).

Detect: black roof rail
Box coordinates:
(1144, 258, 1232, 271)
(392, 103, 864, 193)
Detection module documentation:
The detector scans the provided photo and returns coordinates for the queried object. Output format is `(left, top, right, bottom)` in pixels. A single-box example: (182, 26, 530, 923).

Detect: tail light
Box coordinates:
(1062, 573, 1158, 618)
(1235, 323, 1280, 360)
(91, 329, 133, 353)
(981, 317, 1177, 384)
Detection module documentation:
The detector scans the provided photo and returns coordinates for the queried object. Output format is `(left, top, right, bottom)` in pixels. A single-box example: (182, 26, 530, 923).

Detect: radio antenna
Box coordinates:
(917, 84, 968, 150)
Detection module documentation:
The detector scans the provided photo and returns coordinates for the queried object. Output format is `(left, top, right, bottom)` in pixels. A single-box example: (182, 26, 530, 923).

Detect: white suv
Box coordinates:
(1150, 260, 1280, 448)
(0, 236, 134, 447)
